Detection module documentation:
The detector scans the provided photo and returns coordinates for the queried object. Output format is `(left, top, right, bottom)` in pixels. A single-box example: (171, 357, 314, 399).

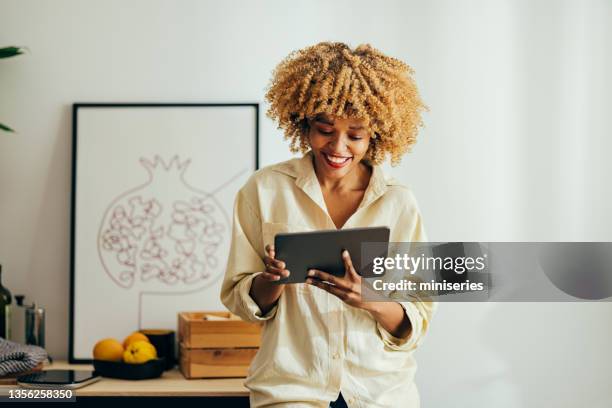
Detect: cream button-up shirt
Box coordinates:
(220, 151, 436, 408)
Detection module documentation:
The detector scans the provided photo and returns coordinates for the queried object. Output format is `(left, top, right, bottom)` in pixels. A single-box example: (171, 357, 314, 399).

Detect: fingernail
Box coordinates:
(279, 262, 285, 269)
(285, 270, 291, 277)
(307, 270, 315, 277)
(343, 250, 349, 257)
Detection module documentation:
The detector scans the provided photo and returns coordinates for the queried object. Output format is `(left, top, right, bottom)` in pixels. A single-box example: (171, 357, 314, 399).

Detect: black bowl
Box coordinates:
(93, 357, 166, 380)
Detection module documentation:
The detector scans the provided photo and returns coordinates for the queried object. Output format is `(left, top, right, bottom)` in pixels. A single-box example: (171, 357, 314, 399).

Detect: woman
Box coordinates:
(221, 42, 435, 408)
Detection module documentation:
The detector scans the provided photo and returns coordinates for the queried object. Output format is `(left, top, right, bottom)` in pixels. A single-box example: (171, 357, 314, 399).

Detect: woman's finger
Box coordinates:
(265, 244, 275, 258)
(342, 250, 359, 279)
(264, 256, 285, 270)
(307, 269, 352, 291)
(266, 265, 290, 278)
(261, 271, 283, 281)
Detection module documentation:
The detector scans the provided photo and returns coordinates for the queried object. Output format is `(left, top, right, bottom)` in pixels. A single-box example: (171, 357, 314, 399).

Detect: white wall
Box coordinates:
(1, 0, 610, 406)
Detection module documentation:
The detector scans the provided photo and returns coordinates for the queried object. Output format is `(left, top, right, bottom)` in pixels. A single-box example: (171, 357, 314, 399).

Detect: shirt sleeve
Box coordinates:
(375, 194, 438, 352)
(219, 188, 278, 323)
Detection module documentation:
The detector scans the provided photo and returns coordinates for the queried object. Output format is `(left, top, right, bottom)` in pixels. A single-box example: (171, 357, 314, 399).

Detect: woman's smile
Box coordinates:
(322, 152, 353, 169)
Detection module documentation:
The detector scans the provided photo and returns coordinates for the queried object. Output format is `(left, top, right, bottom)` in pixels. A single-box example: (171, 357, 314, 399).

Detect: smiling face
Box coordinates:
(306, 113, 372, 182)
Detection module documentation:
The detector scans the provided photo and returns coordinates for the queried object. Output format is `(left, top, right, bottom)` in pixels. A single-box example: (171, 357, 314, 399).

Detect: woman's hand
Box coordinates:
(307, 249, 412, 339)
(249, 244, 289, 315)
(306, 249, 374, 310)
(261, 244, 291, 282)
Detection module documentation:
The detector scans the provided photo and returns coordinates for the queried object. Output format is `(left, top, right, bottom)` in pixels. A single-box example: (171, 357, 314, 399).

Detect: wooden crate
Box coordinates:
(179, 343, 258, 378)
(178, 311, 262, 378)
(178, 311, 262, 348)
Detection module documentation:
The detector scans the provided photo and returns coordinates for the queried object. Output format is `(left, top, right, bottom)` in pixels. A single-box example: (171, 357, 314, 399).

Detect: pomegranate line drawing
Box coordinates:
(97, 156, 247, 324)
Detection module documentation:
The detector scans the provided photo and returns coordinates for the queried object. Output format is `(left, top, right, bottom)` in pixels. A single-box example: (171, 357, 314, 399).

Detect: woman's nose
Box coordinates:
(327, 134, 348, 151)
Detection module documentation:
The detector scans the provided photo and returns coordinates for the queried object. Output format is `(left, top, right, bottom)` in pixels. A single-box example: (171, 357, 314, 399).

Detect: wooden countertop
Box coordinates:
(0, 361, 249, 397)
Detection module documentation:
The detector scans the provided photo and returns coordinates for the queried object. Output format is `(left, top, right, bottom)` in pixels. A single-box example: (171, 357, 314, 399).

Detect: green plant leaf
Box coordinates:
(0, 46, 25, 59)
(0, 123, 15, 132)
(1, 45, 26, 133)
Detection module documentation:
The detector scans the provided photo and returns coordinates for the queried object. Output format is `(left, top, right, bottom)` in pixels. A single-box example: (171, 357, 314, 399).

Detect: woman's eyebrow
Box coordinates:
(349, 125, 364, 130)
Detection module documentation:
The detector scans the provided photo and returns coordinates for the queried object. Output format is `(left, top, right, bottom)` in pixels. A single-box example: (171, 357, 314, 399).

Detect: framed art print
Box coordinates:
(69, 103, 258, 362)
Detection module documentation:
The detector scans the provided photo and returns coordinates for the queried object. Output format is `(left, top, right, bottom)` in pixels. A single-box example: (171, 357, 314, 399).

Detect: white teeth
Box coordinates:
(324, 154, 351, 164)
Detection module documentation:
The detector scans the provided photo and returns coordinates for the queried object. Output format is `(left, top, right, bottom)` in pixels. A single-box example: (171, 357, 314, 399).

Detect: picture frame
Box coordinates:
(69, 103, 259, 363)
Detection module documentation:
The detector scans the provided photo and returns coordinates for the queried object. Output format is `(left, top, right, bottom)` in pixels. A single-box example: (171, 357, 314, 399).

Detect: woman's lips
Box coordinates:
(322, 153, 352, 169)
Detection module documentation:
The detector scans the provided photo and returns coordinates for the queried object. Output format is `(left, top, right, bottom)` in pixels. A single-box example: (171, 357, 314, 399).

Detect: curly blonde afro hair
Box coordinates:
(265, 42, 428, 166)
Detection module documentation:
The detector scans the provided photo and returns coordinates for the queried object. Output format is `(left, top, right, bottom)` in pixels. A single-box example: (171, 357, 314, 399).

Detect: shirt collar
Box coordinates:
(273, 150, 395, 217)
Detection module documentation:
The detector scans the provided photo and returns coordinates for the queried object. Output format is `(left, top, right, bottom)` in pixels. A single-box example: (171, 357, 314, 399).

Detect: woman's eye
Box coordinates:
(350, 136, 363, 140)
(318, 128, 333, 135)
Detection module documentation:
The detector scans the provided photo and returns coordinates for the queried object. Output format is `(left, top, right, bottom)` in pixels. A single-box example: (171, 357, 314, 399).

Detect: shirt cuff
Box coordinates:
(376, 302, 423, 351)
(238, 271, 278, 322)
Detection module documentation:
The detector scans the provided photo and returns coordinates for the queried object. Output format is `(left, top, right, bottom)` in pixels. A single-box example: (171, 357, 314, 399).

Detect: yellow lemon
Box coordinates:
(122, 332, 150, 349)
(93, 338, 124, 362)
(123, 340, 157, 364)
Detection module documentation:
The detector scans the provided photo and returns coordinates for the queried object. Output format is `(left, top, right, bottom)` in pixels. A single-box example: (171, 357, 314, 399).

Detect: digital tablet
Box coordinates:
(272, 226, 390, 284)
(17, 370, 101, 389)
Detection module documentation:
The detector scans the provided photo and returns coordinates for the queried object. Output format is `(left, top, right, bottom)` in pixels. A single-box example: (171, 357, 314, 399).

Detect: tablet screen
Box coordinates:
(273, 226, 390, 284)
